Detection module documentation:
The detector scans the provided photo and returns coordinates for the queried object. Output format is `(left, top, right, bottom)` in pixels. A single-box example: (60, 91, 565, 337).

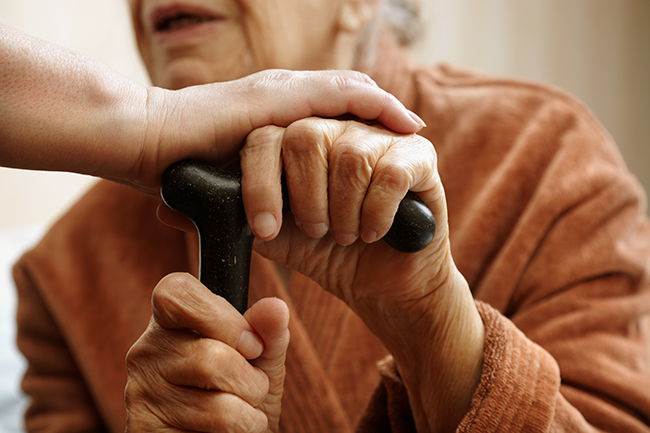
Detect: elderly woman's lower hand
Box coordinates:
(124, 273, 289, 433)
(240, 119, 485, 433)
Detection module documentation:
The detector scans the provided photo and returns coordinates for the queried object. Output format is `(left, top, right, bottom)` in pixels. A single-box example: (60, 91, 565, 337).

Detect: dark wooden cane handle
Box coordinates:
(160, 159, 435, 313)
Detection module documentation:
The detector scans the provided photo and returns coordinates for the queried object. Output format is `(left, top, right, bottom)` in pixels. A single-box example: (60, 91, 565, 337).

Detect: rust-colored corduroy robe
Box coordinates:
(14, 40, 650, 432)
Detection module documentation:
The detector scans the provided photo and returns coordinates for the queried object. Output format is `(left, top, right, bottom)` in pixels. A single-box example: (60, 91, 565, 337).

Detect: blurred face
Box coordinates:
(130, 0, 357, 89)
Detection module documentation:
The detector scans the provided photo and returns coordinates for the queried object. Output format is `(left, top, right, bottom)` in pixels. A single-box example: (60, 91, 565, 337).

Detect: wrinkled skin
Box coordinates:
(129, 117, 484, 433)
(124, 0, 485, 432)
(126, 276, 289, 432)
(128, 0, 369, 89)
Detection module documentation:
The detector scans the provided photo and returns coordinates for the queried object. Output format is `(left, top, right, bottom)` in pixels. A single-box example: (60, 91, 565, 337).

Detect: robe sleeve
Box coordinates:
(359, 298, 650, 432)
(355, 302, 567, 433)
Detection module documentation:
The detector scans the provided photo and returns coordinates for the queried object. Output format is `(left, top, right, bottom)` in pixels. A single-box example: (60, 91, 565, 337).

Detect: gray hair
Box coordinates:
(354, 0, 422, 70)
(381, 0, 423, 46)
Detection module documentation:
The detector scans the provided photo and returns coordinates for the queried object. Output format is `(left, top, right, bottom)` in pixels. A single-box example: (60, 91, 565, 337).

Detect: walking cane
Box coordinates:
(161, 159, 436, 314)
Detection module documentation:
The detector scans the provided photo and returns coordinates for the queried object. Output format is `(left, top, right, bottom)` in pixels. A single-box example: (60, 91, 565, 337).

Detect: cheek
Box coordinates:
(239, 1, 322, 71)
(204, 25, 260, 81)
(248, 8, 340, 71)
(239, 10, 282, 69)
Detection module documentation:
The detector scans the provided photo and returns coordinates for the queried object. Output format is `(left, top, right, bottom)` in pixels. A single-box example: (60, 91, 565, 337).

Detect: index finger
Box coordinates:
(151, 273, 264, 359)
(240, 70, 426, 135)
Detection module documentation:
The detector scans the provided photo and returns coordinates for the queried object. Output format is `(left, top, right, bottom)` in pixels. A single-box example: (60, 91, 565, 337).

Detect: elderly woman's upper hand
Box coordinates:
(239, 118, 485, 433)
(240, 118, 444, 308)
(124, 273, 290, 433)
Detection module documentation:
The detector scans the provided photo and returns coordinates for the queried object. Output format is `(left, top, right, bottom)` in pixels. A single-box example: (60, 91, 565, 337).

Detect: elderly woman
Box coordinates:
(13, 0, 650, 432)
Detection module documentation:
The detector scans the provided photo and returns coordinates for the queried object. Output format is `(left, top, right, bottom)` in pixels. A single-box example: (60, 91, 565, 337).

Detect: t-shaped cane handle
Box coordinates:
(161, 159, 435, 313)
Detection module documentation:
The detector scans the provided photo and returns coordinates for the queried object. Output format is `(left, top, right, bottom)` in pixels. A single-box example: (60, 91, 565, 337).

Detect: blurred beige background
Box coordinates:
(1, 0, 649, 231)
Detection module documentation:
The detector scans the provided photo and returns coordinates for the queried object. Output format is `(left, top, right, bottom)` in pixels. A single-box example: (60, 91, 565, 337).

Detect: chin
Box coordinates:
(152, 56, 256, 90)
(151, 59, 213, 89)
(165, 72, 211, 90)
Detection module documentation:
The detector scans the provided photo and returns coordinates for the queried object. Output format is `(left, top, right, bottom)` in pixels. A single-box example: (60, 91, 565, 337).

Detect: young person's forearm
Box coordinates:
(0, 24, 148, 178)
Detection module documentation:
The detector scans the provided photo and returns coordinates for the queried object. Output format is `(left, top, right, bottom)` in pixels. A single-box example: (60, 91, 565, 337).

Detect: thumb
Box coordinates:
(244, 298, 290, 432)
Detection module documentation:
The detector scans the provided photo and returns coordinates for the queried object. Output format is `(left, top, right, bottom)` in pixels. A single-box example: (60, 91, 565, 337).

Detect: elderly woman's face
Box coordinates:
(130, 0, 366, 89)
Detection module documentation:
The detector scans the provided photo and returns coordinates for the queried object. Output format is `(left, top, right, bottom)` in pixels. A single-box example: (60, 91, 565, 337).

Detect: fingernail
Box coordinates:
(360, 227, 378, 243)
(408, 110, 427, 128)
(236, 330, 264, 359)
(334, 232, 358, 246)
(302, 222, 329, 238)
(253, 213, 278, 239)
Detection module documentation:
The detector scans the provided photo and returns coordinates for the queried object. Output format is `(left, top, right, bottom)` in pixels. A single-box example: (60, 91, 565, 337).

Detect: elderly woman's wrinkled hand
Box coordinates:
(124, 273, 289, 433)
(238, 118, 485, 431)
(239, 118, 445, 308)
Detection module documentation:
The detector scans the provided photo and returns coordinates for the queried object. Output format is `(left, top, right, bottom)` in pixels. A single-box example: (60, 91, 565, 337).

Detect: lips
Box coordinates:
(150, 4, 223, 34)
(157, 13, 214, 31)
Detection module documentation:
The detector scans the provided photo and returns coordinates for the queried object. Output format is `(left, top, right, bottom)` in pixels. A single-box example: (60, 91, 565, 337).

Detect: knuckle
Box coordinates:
(124, 360, 168, 415)
(329, 71, 375, 91)
(240, 125, 285, 163)
(124, 376, 152, 412)
(213, 399, 239, 429)
(348, 70, 376, 86)
(216, 360, 268, 406)
(124, 376, 140, 403)
(195, 342, 230, 384)
(153, 273, 192, 303)
(373, 163, 412, 193)
(125, 342, 145, 369)
(244, 125, 284, 147)
(151, 273, 194, 321)
(193, 342, 267, 401)
(331, 143, 373, 181)
(245, 368, 270, 406)
(208, 395, 266, 433)
(332, 75, 358, 93)
(125, 323, 160, 369)
(125, 344, 168, 397)
(283, 118, 324, 153)
(248, 69, 290, 88)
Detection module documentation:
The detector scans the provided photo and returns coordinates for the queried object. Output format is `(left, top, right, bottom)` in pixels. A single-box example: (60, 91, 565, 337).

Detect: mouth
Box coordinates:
(151, 5, 222, 34)
(156, 12, 215, 31)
